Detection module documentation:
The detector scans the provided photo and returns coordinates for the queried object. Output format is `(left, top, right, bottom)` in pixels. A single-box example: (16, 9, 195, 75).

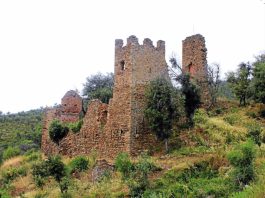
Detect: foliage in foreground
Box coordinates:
(227, 139, 256, 189)
(115, 152, 157, 197)
(32, 155, 68, 192)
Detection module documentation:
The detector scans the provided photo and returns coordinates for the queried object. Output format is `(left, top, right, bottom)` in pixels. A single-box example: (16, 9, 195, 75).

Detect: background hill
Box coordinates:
(0, 109, 44, 162)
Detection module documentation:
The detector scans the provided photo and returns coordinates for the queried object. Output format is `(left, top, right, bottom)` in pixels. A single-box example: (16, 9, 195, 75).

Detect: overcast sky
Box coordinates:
(0, 0, 264, 113)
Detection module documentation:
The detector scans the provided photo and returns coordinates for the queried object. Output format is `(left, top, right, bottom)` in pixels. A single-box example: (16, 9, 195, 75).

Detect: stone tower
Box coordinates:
(182, 34, 210, 105)
(105, 35, 169, 156)
(41, 35, 169, 158)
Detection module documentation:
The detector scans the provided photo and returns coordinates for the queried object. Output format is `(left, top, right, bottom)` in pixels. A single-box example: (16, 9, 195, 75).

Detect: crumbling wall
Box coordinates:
(182, 34, 210, 105)
(41, 36, 171, 159)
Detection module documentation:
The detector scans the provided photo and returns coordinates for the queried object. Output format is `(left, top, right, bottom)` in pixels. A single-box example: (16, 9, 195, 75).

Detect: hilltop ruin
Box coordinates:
(41, 34, 209, 159)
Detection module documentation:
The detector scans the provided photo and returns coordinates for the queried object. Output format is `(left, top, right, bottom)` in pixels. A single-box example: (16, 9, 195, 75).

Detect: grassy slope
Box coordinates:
(0, 102, 265, 197)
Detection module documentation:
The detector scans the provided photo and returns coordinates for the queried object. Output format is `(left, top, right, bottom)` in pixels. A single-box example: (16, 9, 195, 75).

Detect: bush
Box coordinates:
(59, 177, 70, 193)
(1, 166, 27, 184)
(68, 120, 83, 133)
(60, 192, 73, 198)
(49, 119, 69, 144)
(34, 175, 45, 188)
(25, 151, 41, 162)
(46, 155, 66, 182)
(115, 152, 156, 197)
(144, 160, 230, 197)
(246, 111, 257, 118)
(227, 139, 256, 189)
(69, 156, 89, 173)
(129, 154, 155, 197)
(32, 155, 66, 188)
(2, 147, 20, 160)
(247, 125, 262, 147)
(0, 189, 10, 198)
(114, 152, 133, 180)
(223, 114, 239, 125)
(193, 108, 208, 124)
(32, 161, 49, 179)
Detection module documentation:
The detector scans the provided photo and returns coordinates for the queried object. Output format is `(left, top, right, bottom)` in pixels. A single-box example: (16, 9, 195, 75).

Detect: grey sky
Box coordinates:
(0, 0, 264, 113)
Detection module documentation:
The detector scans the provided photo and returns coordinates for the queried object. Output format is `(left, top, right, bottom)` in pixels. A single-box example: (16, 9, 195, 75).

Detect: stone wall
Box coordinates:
(41, 36, 169, 159)
(182, 34, 210, 105)
(42, 34, 210, 159)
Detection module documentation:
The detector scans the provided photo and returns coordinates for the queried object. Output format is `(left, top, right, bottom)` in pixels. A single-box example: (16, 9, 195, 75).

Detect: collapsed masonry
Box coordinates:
(41, 34, 209, 159)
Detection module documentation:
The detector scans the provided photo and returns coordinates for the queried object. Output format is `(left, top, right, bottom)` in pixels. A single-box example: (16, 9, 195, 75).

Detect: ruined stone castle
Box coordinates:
(41, 34, 209, 159)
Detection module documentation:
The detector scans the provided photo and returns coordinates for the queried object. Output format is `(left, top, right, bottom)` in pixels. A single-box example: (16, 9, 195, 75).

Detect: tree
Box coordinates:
(82, 72, 114, 104)
(180, 74, 201, 124)
(169, 57, 201, 124)
(207, 63, 221, 107)
(226, 62, 252, 106)
(144, 78, 183, 152)
(252, 54, 265, 104)
(49, 119, 69, 145)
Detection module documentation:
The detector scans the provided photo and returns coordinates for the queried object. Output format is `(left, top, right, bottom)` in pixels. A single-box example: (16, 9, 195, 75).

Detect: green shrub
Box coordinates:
(129, 154, 156, 197)
(49, 120, 69, 144)
(25, 151, 41, 162)
(1, 166, 27, 184)
(226, 132, 235, 144)
(215, 108, 223, 115)
(114, 152, 133, 179)
(193, 108, 208, 124)
(246, 111, 257, 118)
(32, 161, 49, 179)
(32, 161, 49, 188)
(115, 152, 156, 197)
(60, 192, 73, 198)
(32, 155, 66, 188)
(0, 189, 10, 198)
(227, 139, 256, 189)
(69, 156, 89, 173)
(59, 177, 70, 193)
(2, 147, 20, 160)
(46, 155, 66, 182)
(223, 114, 239, 125)
(68, 120, 83, 133)
(247, 125, 262, 147)
(34, 175, 46, 188)
(144, 160, 230, 197)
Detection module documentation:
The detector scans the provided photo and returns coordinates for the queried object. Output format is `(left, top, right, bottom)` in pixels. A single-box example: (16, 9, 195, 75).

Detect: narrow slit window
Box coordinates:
(120, 60, 125, 71)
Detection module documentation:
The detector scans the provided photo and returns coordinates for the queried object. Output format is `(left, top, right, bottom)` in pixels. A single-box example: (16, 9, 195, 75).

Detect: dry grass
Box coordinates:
(1, 156, 25, 170)
(11, 174, 35, 197)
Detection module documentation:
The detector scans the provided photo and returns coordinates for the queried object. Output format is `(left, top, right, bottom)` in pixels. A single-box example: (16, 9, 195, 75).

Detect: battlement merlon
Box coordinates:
(115, 39, 124, 48)
(115, 35, 165, 52)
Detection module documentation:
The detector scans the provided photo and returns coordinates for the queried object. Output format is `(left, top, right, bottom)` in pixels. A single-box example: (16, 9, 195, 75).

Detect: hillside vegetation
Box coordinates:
(0, 54, 264, 197)
(0, 101, 265, 197)
(0, 109, 44, 162)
